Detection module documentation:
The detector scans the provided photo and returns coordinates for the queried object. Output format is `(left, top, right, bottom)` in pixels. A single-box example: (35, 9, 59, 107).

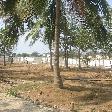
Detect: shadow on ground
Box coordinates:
(63, 80, 112, 106)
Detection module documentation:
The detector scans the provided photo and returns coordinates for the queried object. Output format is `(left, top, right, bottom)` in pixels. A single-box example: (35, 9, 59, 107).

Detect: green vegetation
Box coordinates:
(6, 82, 41, 97)
(7, 88, 18, 97)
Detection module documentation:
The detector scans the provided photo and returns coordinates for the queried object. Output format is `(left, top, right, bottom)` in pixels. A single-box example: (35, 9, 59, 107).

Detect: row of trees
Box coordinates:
(16, 52, 42, 57)
(0, 0, 112, 88)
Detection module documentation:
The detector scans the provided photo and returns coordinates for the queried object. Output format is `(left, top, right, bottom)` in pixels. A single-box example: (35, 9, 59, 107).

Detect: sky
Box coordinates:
(13, 33, 49, 54)
(108, 0, 112, 6)
(0, 0, 112, 54)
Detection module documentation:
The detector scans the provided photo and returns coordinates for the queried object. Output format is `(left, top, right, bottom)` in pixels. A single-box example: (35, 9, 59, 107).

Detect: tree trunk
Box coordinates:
(108, 55, 111, 64)
(10, 56, 13, 66)
(99, 58, 100, 67)
(78, 47, 81, 69)
(64, 36, 68, 69)
(53, 0, 63, 88)
(94, 52, 96, 67)
(103, 55, 104, 67)
(3, 46, 6, 66)
(49, 45, 53, 71)
(64, 48, 68, 69)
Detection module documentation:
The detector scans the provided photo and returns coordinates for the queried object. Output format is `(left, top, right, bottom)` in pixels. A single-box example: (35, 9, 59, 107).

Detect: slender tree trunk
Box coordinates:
(64, 36, 69, 69)
(94, 52, 96, 67)
(3, 22, 6, 66)
(99, 58, 100, 67)
(65, 51, 68, 69)
(103, 55, 104, 67)
(49, 45, 53, 71)
(3, 46, 6, 66)
(65, 51, 69, 69)
(86, 58, 89, 67)
(53, 0, 63, 88)
(10, 56, 13, 66)
(78, 47, 81, 69)
(108, 55, 111, 64)
(64, 46, 68, 69)
(109, 56, 112, 68)
(95, 60, 96, 67)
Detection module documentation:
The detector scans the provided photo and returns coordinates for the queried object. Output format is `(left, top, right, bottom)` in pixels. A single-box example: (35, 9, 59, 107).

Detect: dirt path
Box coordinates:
(0, 93, 55, 112)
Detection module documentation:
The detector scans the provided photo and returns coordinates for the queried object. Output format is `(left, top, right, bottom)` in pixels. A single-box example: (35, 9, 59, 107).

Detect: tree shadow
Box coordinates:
(78, 85, 112, 106)
(0, 69, 54, 84)
(0, 109, 21, 112)
(63, 80, 112, 106)
(68, 67, 112, 74)
(63, 85, 88, 92)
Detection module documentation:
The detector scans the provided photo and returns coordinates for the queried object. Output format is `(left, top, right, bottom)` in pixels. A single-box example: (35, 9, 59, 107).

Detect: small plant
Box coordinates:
(7, 88, 18, 97)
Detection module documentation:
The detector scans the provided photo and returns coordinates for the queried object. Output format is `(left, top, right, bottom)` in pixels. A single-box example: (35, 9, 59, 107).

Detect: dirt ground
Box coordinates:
(0, 63, 112, 112)
(0, 93, 55, 112)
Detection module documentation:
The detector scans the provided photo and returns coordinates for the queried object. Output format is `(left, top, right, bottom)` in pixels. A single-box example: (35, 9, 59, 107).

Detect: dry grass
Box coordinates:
(0, 63, 112, 112)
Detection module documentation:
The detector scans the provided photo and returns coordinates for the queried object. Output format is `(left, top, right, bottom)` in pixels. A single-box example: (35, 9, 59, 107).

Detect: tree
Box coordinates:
(0, 28, 15, 66)
(71, 27, 95, 68)
(53, 0, 63, 88)
(0, 0, 25, 66)
(16, 54, 22, 57)
(60, 35, 72, 69)
(21, 53, 30, 57)
(42, 1, 56, 70)
(31, 52, 40, 57)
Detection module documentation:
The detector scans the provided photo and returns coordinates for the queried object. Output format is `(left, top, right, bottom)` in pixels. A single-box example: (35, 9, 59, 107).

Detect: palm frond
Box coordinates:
(25, 18, 43, 45)
(67, 0, 111, 44)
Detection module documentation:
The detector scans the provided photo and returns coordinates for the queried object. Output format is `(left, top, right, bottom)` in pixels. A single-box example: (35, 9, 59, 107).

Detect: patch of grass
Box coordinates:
(6, 82, 40, 97)
(7, 88, 18, 97)
(6, 82, 45, 97)
(15, 83, 39, 92)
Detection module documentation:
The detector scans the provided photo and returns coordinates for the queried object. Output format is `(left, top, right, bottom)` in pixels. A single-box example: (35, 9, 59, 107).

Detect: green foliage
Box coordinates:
(7, 88, 18, 97)
(0, 0, 111, 61)
(14, 83, 39, 91)
(25, 18, 44, 45)
(31, 52, 41, 57)
(0, 0, 25, 48)
(21, 53, 30, 57)
(16, 54, 21, 57)
(7, 83, 39, 97)
(2, 0, 17, 15)
(25, 0, 56, 46)
(72, 27, 95, 51)
(85, 0, 111, 43)
(0, 28, 16, 46)
(67, 0, 111, 45)
(0, 28, 15, 56)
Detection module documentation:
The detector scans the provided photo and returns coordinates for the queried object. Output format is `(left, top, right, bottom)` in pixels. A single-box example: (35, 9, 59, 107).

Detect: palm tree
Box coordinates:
(53, 0, 63, 88)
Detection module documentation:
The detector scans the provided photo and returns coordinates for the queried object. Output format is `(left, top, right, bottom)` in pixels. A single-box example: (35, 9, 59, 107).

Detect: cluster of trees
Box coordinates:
(0, 28, 16, 66)
(0, 0, 112, 88)
(16, 52, 42, 57)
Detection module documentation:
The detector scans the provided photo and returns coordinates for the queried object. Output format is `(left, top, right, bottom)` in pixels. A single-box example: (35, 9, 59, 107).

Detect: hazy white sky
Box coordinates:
(13, 22, 50, 54)
(0, 0, 112, 54)
(14, 34, 49, 54)
(108, 0, 112, 6)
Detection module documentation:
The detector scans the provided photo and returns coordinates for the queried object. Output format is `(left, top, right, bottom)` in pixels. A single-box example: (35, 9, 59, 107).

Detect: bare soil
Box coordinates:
(0, 63, 112, 112)
(0, 93, 54, 112)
